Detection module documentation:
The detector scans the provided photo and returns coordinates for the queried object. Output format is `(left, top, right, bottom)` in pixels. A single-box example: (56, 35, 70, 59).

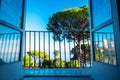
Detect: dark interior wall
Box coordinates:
(117, 0, 120, 75)
(91, 62, 120, 80)
(117, 0, 120, 23)
(0, 62, 23, 80)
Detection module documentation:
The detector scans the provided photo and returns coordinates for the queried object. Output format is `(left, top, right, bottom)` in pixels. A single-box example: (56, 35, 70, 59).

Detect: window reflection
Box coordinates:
(94, 25, 116, 65)
(92, 0, 112, 27)
(0, 0, 23, 28)
(0, 25, 20, 64)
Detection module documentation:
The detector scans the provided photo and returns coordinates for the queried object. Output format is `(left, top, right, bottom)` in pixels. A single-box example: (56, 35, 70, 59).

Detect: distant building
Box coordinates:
(104, 38, 114, 49)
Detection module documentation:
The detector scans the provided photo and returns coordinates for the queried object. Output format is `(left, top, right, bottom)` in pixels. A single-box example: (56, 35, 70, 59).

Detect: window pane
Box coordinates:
(94, 25, 116, 65)
(0, 25, 21, 64)
(92, 0, 112, 27)
(0, 0, 23, 28)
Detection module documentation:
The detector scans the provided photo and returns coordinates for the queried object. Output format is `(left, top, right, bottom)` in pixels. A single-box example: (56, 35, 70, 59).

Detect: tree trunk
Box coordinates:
(75, 40, 83, 67)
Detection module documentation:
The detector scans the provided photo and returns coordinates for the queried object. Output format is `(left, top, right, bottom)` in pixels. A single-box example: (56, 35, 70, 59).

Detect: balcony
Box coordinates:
(23, 31, 92, 78)
(0, 0, 120, 80)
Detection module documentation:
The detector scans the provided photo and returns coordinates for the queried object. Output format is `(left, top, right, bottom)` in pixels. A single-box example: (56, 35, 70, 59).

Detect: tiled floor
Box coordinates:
(23, 68, 94, 80)
(24, 68, 92, 76)
(23, 77, 94, 80)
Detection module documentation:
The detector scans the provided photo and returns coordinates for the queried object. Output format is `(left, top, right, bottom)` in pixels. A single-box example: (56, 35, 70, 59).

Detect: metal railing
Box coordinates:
(94, 32, 116, 65)
(23, 31, 91, 68)
(0, 33, 20, 64)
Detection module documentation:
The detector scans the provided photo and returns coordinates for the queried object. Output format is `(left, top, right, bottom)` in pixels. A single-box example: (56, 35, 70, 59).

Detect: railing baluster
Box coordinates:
(3, 34, 7, 62)
(79, 33, 82, 68)
(43, 32, 45, 68)
(53, 35, 55, 67)
(1, 35, 4, 60)
(68, 36, 71, 68)
(87, 33, 91, 67)
(97, 32, 100, 62)
(108, 33, 110, 64)
(102, 32, 104, 63)
(110, 33, 113, 65)
(48, 32, 50, 67)
(82, 33, 85, 68)
(39, 32, 41, 68)
(11, 34, 15, 61)
(14, 34, 18, 61)
(29, 32, 31, 68)
(105, 32, 108, 63)
(24, 31, 91, 68)
(10, 34, 15, 62)
(73, 38, 76, 67)
(24, 32, 26, 68)
(86, 33, 90, 67)
(33, 32, 36, 67)
(6, 34, 9, 63)
(59, 35, 61, 68)
(64, 36, 66, 68)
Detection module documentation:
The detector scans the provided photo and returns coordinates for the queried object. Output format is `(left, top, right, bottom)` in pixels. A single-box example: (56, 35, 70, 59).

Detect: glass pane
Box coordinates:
(92, 0, 112, 27)
(0, 25, 21, 64)
(0, 0, 23, 28)
(94, 25, 116, 65)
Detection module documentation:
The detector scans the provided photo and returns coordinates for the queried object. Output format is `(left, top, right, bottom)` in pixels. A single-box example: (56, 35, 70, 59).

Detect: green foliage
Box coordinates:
(27, 51, 49, 60)
(42, 60, 49, 68)
(23, 55, 33, 68)
(23, 51, 81, 68)
(70, 60, 80, 67)
(81, 44, 91, 61)
(23, 51, 49, 68)
(47, 5, 89, 42)
(54, 50, 59, 56)
(95, 53, 102, 62)
(71, 45, 80, 60)
(42, 59, 65, 68)
(54, 59, 65, 68)
(95, 48, 103, 62)
(95, 48, 116, 65)
(71, 44, 91, 61)
(66, 60, 80, 68)
(47, 5, 90, 67)
(81, 44, 90, 52)
(54, 50, 59, 59)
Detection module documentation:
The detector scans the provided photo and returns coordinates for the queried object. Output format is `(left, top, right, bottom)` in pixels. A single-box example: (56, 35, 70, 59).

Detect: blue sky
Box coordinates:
(25, 0, 88, 31)
(25, 0, 89, 61)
